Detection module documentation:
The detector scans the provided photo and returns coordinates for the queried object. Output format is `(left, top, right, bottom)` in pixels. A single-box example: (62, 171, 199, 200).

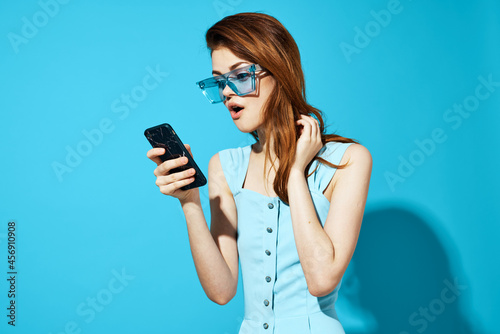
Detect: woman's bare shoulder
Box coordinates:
(342, 143, 372, 167)
(331, 143, 372, 187)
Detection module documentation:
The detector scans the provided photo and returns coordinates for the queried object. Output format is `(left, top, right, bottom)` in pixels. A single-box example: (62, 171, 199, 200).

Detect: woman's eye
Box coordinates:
(235, 72, 250, 80)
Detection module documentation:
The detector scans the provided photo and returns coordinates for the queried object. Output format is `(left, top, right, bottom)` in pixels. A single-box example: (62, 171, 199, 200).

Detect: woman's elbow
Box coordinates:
(207, 287, 237, 305)
(209, 294, 232, 305)
(307, 277, 341, 298)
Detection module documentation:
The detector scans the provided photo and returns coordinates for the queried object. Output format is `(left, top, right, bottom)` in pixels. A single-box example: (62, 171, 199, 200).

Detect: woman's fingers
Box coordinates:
(311, 116, 320, 141)
(297, 115, 318, 140)
(305, 116, 317, 139)
(306, 115, 321, 141)
(147, 144, 198, 200)
(153, 156, 188, 177)
(185, 143, 193, 158)
(154, 160, 196, 195)
(296, 118, 310, 136)
(147, 147, 166, 165)
(158, 177, 195, 195)
(156, 167, 195, 187)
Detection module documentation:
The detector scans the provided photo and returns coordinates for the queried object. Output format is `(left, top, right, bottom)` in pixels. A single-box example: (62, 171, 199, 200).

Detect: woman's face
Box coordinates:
(211, 47, 275, 133)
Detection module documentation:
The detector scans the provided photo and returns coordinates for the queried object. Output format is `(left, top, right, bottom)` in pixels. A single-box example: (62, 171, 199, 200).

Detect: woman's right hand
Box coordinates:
(146, 144, 199, 202)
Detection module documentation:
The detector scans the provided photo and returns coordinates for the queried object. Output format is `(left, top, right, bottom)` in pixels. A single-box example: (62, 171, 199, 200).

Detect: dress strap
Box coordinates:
(307, 142, 354, 194)
(217, 145, 252, 196)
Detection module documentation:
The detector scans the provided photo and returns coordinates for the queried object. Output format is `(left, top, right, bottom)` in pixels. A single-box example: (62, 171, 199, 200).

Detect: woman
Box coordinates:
(147, 12, 372, 334)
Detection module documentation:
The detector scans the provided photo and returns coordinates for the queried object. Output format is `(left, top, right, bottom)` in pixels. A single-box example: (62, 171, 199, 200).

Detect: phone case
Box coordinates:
(144, 123, 207, 190)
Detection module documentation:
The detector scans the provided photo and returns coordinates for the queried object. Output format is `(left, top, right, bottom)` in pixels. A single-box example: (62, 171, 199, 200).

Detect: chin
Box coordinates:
(234, 122, 258, 134)
(235, 126, 254, 134)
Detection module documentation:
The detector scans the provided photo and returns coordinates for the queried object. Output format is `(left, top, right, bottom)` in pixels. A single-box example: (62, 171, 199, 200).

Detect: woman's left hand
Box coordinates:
(292, 114, 323, 173)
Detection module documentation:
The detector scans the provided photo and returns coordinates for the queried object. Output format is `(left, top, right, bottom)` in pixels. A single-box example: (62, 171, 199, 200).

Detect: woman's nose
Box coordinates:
(222, 81, 237, 99)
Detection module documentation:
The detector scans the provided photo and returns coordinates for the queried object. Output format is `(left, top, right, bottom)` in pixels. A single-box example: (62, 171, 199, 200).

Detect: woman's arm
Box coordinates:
(148, 147, 238, 304)
(288, 144, 372, 297)
(288, 115, 372, 297)
(179, 152, 239, 304)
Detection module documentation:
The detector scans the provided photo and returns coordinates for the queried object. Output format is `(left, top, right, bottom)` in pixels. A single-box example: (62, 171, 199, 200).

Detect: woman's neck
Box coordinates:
(255, 129, 272, 153)
(254, 129, 278, 163)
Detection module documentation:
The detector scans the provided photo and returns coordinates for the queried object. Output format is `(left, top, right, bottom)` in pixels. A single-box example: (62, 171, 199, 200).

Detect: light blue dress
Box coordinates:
(218, 141, 354, 334)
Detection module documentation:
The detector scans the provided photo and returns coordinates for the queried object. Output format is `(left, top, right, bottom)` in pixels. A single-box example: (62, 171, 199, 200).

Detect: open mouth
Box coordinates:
(230, 104, 244, 119)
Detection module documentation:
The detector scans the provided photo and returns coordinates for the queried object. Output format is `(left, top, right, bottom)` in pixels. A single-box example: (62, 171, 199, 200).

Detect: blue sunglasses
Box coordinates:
(196, 64, 264, 104)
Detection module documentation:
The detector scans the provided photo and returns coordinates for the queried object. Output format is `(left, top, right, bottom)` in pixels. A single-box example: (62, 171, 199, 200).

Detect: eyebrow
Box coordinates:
(212, 61, 249, 75)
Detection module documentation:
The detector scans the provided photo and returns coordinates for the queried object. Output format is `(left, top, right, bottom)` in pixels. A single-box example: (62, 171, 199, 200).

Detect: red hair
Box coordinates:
(206, 12, 357, 204)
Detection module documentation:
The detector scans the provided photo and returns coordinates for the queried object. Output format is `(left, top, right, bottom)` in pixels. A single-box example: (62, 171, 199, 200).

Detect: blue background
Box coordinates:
(1, 0, 499, 333)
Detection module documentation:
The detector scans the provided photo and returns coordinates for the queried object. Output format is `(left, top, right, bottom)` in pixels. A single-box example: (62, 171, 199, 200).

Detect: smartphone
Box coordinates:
(144, 123, 207, 190)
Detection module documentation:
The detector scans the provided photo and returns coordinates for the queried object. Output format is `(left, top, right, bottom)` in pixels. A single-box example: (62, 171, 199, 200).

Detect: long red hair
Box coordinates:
(206, 12, 357, 204)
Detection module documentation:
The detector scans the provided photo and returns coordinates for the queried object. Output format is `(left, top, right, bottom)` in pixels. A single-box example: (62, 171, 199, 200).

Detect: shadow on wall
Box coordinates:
(340, 205, 481, 334)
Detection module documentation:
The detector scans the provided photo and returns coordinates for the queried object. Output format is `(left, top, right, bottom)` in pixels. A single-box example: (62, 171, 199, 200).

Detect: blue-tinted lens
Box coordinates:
(229, 68, 255, 95)
(196, 64, 260, 103)
(197, 78, 225, 103)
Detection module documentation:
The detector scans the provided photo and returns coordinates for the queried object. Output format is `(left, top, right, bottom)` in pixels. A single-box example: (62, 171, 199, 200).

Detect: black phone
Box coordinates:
(144, 123, 207, 190)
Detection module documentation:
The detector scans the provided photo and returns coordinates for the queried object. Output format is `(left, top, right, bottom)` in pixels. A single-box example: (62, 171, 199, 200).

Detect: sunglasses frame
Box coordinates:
(196, 64, 264, 104)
